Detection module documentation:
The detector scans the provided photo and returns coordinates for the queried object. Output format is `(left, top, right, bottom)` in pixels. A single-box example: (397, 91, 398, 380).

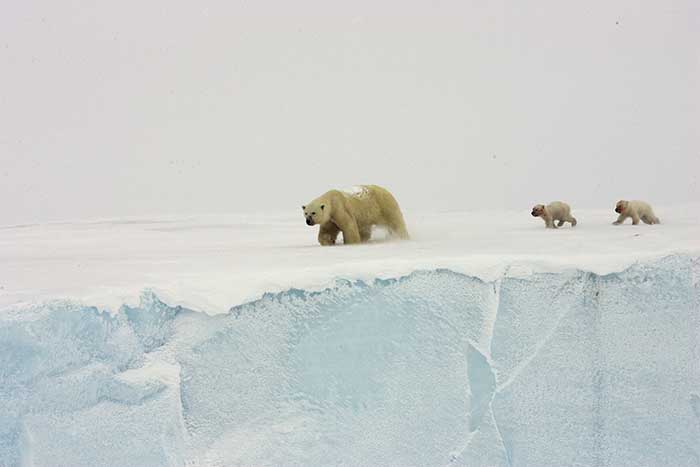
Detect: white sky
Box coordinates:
(1, 0, 698, 225)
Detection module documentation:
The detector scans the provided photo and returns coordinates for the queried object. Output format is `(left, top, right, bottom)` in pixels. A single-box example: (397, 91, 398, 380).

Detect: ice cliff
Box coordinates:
(1, 255, 698, 466)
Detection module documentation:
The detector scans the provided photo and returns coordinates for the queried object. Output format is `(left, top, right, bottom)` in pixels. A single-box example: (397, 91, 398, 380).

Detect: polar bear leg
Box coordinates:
(390, 224, 410, 239)
(385, 213, 410, 240)
(334, 209, 361, 244)
(318, 223, 340, 246)
(341, 226, 361, 244)
(641, 214, 660, 225)
(359, 226, 372, 243)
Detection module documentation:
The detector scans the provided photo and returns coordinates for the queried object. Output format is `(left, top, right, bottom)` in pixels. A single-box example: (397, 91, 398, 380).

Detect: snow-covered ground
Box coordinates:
(1, 205, 698, 313)
(1, 206, 699, 466)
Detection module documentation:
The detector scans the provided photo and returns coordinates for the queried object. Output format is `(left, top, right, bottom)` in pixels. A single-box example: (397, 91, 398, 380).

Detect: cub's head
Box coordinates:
(615, 200, 628, 214)
(302, 199, 330, 226)
(531, 204, 545, 217)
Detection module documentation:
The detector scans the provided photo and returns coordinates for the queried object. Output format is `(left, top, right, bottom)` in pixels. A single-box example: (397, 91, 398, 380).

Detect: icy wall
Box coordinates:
(1, 255, 699, 466)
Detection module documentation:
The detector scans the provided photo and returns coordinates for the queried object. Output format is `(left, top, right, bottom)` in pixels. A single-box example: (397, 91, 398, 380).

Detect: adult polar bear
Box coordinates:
(302, 185, 410, 245)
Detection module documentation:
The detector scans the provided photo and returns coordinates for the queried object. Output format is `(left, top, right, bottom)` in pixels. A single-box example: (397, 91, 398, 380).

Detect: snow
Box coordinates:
(342, 185, 369, 196)
(1, 206, 699, 465)
(1, 205, 699, 314)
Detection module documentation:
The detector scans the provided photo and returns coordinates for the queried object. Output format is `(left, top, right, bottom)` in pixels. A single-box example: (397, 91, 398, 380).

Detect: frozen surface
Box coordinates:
(0, 256, 699, 466)
(1, 208, 699, 466)
(1, 206, 699, 313)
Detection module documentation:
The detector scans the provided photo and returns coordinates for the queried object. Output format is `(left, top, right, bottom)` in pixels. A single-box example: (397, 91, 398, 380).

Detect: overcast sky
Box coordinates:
(1, 0, 698, 224)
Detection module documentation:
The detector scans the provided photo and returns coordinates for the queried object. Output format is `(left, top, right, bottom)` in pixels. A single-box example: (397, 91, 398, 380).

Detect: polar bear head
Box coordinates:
(615, 200, 628, 214)
(302, 198, 330, 226)
(531, 204, 545, 217)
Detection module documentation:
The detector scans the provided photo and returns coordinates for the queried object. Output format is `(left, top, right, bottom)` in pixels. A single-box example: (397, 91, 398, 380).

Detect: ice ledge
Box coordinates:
(2, 206, 699, 313)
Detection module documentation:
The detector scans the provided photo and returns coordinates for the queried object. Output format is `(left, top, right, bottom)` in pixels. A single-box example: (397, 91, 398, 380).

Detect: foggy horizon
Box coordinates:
(1, 0, 698, 225)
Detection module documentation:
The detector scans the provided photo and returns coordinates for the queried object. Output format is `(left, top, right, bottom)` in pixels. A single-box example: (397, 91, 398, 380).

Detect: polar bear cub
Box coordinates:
(531, 201, 577, 229)
(612, 200, 660, 225)
(302, 185, 409, 245)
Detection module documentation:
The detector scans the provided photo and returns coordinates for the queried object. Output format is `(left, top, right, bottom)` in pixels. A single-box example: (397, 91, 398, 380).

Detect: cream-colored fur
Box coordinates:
(531, 201, 577, 229)
(302, 185, 409, 245)
(612, 200, 660, 225)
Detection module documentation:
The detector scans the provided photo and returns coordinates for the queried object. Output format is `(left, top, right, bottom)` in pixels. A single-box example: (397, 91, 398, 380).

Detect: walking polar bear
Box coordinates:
(302, 185, 409, 245)
(531, 201, 577, 229)
(613, 200, 660, 225)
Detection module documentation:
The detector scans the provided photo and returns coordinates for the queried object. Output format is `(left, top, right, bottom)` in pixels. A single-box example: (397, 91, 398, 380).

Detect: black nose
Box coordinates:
(306, 218, 313, 226)
(531, 211, 537, 216)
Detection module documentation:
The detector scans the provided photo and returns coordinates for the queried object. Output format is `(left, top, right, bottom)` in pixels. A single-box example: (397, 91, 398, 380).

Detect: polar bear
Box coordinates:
(612, 200, 660, 225)
(302, 185, 409, 245)
(531, 201, 577, 228)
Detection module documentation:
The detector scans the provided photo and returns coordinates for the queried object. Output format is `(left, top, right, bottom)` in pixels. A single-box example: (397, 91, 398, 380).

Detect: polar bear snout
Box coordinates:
(615, 200, 628, 214)
(305, 216, 314, 226)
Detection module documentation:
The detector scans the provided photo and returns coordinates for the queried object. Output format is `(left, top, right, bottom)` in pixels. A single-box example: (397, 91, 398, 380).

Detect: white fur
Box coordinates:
(613, 200, 660, 225)
(531, 201, 577, 229)
(303, 185, 409, 245)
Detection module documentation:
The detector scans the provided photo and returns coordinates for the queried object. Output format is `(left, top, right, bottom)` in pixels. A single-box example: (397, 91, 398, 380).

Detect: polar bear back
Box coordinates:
(339, 185, 400, 226)
(546, 201, 572, 219)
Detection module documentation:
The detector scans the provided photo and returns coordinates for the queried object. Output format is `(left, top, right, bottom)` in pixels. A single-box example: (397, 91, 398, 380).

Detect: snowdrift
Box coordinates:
(1, 255, 698, 466)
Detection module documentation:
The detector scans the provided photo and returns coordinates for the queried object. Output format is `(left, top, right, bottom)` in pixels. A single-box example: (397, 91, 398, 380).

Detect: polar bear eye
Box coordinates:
(311, 212, 316, 215)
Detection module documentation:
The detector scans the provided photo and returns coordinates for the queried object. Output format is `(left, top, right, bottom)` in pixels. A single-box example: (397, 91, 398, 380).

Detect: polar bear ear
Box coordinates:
(302, 205, 306, 209)
(320, 204, 325, 210)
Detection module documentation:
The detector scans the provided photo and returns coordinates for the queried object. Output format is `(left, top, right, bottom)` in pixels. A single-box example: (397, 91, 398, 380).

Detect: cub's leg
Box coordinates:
(631, 212, 640, 225)
(641, 214, 660, 225)
(613, 214, 627, 225)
